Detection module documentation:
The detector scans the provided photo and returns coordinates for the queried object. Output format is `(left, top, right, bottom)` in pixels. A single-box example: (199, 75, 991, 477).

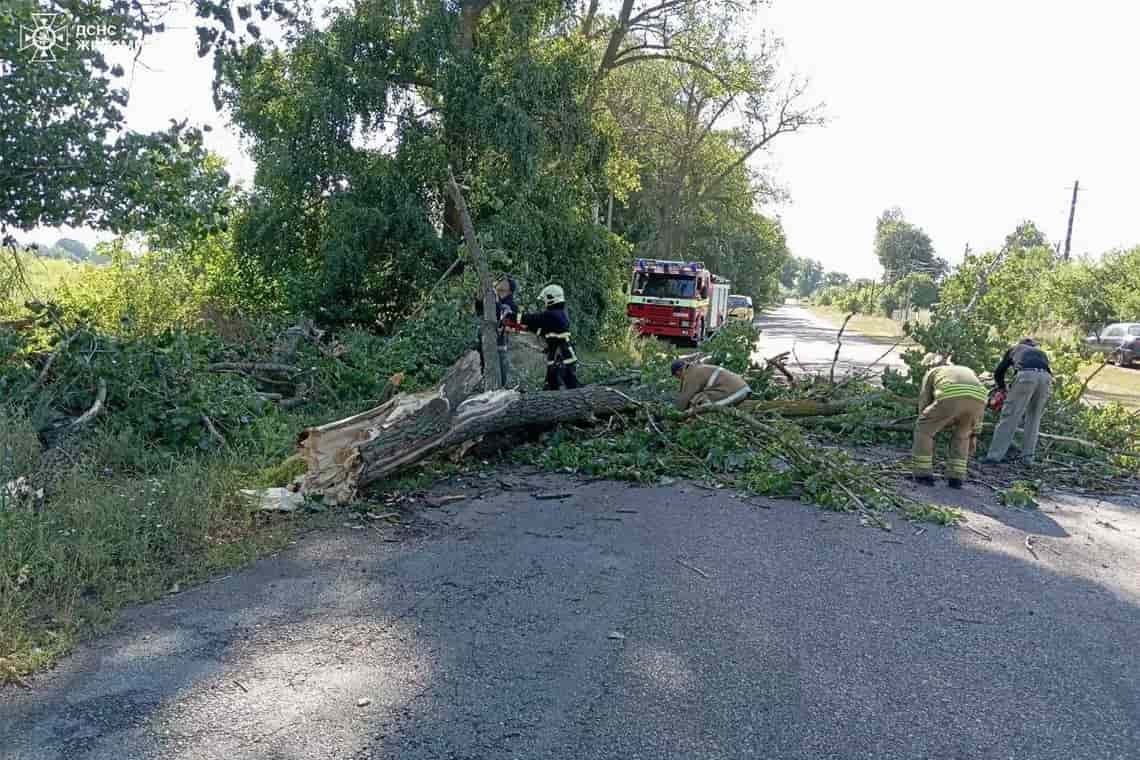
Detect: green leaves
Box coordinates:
(998, 481, 1040, 509)
(1, 3, 229, 237)
(874, 208, 945, 282)
(703, 320, 760, 374)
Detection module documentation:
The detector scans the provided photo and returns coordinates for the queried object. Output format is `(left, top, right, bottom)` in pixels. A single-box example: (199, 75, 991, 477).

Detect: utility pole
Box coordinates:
(1063, 179, 1079, 260)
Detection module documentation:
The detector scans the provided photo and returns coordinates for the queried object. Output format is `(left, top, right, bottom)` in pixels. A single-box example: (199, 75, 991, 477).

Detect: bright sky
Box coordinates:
(26, 1, 1140, 279)
(761, 0, 1140, 277)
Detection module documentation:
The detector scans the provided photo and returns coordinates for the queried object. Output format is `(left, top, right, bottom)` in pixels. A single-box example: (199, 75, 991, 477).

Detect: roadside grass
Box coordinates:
(0, 402, 359, 684)
(2, 254, 88, 315)
(806, 306, 1140, 408)
(805, 305, 914, 343)
(1081, 364, 1140, 409)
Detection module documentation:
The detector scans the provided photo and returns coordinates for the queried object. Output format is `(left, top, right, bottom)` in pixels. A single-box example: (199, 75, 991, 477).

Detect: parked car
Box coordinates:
(1085, 322, 1140, 366)
(727, 295, 754, 323)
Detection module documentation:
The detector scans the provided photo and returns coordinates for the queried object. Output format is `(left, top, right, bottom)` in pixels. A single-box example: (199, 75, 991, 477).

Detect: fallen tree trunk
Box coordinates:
(735, 391, 908, 418)
(357, 385, 636, 487)
(296, 350, 637, 504)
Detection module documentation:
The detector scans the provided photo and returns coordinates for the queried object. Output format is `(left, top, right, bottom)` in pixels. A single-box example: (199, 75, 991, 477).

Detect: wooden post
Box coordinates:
(445, 167, 502, 391)
(1063, 179, 1079, 261)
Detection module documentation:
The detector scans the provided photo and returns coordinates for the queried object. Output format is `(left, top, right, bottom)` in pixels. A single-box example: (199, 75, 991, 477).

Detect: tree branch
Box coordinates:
(697, 86, 822, 201)
(628, 0, 690, 28)
(609, 53, 722, 80)
(581, 0, 600, 37)
(597, 0, 637, 77)
(445, 168, 502, 391)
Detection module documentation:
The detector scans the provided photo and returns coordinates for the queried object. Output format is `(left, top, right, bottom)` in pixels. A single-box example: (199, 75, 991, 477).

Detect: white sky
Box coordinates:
(760, 0, 1140, 277)
(24, 0, 1140, 279)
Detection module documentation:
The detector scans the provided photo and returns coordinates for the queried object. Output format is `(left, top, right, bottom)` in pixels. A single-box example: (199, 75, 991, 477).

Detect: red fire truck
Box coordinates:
(626, 258, 731, 345)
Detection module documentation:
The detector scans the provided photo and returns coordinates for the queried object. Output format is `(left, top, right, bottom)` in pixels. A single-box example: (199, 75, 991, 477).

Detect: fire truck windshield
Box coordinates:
(632, 273, 697, 299)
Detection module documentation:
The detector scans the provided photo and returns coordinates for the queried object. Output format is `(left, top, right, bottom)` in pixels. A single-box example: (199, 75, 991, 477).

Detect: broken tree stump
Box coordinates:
(295, 350, 637, 504)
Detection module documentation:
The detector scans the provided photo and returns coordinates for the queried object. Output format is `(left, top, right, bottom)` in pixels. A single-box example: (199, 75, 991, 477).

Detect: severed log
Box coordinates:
(295, 350, 637, 504)
(356, 385, 636, 487)
(737, 391, 906, 418)
(296, 351, 484, 504)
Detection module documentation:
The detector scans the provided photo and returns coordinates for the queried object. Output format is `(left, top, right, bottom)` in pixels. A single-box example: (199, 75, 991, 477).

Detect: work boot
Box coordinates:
(910, 474, 935, 486)
(947, 478, 963, 490)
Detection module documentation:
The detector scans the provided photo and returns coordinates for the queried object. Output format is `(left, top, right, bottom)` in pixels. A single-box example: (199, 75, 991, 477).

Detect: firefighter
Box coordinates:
(983, 337, 1052, 465)
(671, 360, 751, 410)
(473, 276, 518, 386)
(911, 353, 988, 488)
(517, 284, 580, 390)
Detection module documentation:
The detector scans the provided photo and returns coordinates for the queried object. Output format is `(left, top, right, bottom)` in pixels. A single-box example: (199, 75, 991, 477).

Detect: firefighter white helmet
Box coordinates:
(539, 284, 565, 306)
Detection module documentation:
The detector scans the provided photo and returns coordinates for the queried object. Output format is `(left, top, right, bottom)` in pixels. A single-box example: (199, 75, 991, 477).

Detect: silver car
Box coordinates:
(1085, 322, 1140, 367)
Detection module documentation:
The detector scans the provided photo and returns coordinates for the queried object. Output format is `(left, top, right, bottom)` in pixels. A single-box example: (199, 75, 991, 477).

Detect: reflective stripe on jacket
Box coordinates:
(918, 364, 988, 411)
(676, 364, 750, 410)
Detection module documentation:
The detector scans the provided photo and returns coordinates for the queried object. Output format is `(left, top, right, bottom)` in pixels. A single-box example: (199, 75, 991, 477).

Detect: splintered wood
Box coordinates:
(295, 349, 637, 504)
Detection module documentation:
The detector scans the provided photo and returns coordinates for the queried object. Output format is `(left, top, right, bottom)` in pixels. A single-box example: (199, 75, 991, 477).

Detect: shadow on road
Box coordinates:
(3, 476, 1139, 760)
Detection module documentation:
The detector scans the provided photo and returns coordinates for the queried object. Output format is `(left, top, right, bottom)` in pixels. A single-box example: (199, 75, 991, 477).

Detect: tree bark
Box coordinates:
(296, 351, 637, 504)
(446, 168, 502, 391)
(581, 0, 600, 37)
(357, 385, 637, 487)
(296, 351, 484, 505)
(596, 0, 636, 79)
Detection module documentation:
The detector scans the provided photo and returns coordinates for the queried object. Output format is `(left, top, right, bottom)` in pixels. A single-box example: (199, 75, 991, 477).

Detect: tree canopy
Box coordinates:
(873, 208, 945, 282)
(0, 1, 230, 245)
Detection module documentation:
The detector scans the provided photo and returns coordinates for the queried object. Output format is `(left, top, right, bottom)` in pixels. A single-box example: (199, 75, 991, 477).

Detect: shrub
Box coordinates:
(705, 320, 760, 374)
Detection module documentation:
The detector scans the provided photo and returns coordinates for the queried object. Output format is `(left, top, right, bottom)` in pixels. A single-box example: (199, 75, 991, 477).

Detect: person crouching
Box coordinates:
(671, 360, 751, 410)
(911, 353, 988, 489)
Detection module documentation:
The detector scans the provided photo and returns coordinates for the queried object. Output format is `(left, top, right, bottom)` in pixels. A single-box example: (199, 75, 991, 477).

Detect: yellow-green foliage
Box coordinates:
(51, 234, 279, 337)
(2, 251, 90, 317)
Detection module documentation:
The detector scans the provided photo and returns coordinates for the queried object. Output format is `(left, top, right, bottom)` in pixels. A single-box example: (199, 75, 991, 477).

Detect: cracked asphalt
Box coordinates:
(3, 470, 1139, 760)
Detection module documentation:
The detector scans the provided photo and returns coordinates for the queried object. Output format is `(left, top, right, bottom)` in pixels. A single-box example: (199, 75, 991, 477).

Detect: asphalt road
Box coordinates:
(753, 303, 907, 378)
(3, 470, 1139, 760)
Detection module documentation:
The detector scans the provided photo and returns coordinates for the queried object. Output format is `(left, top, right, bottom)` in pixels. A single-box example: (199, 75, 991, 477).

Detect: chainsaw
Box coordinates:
(987, 387, 1007, 413)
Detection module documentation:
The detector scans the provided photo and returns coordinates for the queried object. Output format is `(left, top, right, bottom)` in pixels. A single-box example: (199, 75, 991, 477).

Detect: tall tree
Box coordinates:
(873, 208, 944, 282)
(795, 258, 823, 297)
(602, 36, 820, 259)
(779, 257, 801, 289)
(1004, 220, 1050, 252)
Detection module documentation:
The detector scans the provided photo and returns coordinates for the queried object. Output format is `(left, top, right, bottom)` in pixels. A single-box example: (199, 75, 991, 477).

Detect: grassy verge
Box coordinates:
(805, 305, 913, 343)
(1081, 364, 1140, 409)
(0, 403, 346, 684)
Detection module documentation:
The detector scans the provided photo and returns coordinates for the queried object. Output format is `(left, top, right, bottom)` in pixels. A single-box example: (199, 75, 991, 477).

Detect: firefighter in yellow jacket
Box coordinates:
(671, 360, 751, 410)
(911, 354, 988, 488)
